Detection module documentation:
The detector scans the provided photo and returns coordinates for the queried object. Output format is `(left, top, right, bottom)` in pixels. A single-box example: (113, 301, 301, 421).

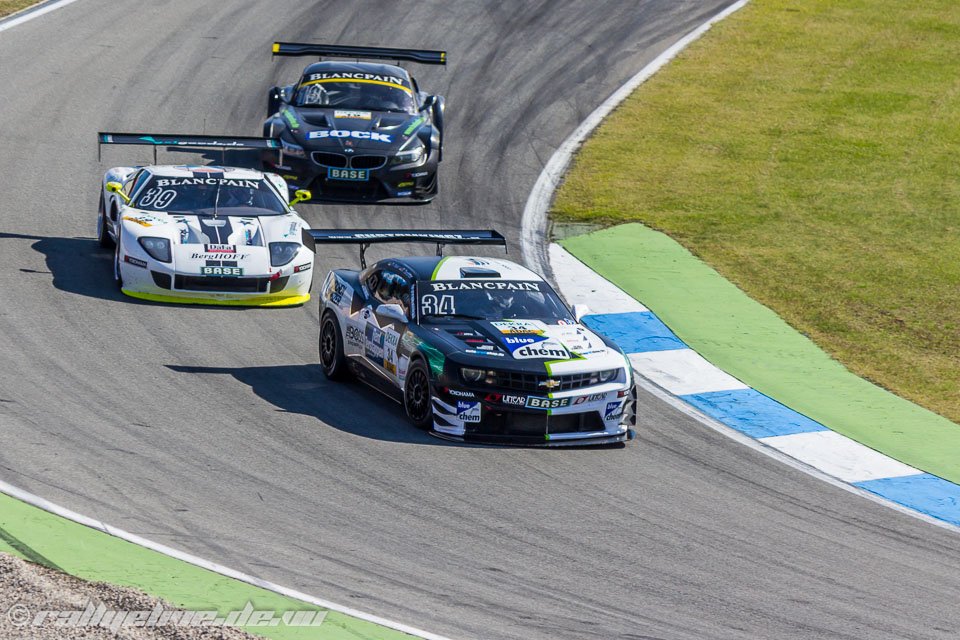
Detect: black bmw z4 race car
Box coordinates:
(305, 230, 638, 446)
(263, 43, 445, 203)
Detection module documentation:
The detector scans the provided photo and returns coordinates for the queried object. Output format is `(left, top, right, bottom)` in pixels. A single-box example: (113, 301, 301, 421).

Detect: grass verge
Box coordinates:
(553, 0, 960, 425)
(0, 0, 41, 19)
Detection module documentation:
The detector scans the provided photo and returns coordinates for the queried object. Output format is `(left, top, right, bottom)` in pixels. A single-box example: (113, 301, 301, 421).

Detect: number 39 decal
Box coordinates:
(421, 294, 455, 316)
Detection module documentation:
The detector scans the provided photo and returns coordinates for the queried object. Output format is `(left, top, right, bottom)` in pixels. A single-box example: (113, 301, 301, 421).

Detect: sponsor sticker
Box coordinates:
(500, 394, 526, 406)
(293, 263, 312, 273)
(306, 71, 407, 87)
(448, 389, 475, 398)
(201, 266, 243, 276)
(397, 191, 412, 197)
(204, 244, 235, 253)
(500, 334, 547, 352)
(605, 401, 623, 420)
(345, 325, 364, 349)
(191, 253, 250, 260)
(308, 130, 393, 143)
(456, 401, 482, 423)
(465, 349, 505, 357)
(410, 171, 429, 178)
(123, 255, 147, 268)
(513, 341, 569, 360)
(334, 110, 372, 120)
(328, 276, 351, 307)
(525, 396, 572, 410)
(365, 324, 385, 360)
(430, 282, 542, 293)
(574, 393, 606, 405)
(397, 355, 410, 385)
(122, 216, 153, 227)
(155, 178, 260, 188)
(491, 320, 544, 335)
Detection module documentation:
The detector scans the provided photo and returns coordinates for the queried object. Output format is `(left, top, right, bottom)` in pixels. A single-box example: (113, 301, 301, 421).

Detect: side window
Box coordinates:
(129, 171, 151, 200)
(372, 268, 411, 313)
(122, 170, 140, 197)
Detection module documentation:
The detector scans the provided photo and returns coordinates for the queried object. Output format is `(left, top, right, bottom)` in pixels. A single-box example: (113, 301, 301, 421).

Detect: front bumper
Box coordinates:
(429, 383, 638, 447)
(265, 148, 439, 203)
(118, 245, 313, 307)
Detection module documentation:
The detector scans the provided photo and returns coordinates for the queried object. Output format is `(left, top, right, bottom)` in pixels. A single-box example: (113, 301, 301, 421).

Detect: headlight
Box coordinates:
(597, 369, 618, 383)
(269, 242, 300, 267)
(392, 140, 425, 165)
(138, 237, 171, 263)
(461, 367, 485, 383)
(280, 137, 306, 158)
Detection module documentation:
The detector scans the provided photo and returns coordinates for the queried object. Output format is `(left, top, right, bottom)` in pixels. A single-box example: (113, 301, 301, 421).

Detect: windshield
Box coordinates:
(295, 80, 416, 113)
(133, 176, 288, 216)
(417, 280, 574, 323)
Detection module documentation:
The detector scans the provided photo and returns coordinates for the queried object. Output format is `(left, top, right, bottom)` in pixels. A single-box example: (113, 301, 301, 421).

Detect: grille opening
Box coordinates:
(470, 369, 621, 393)
(151, 271, 172, 290)
(312, 152, 348, 168)
(174, 275, 269, 293)
(350, 155, 387, 170)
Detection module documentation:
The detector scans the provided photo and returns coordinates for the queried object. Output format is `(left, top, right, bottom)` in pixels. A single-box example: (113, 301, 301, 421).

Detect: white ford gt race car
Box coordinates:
(97, 133, 315, 306)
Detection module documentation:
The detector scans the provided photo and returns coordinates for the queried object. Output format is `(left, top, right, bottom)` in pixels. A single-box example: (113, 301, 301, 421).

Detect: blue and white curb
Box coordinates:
(551, 244, 960, 532)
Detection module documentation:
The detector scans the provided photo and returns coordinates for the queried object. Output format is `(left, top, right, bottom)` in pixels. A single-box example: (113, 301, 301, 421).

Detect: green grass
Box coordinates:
(553, 0, 960, 425)
(0, 0, 39, 18)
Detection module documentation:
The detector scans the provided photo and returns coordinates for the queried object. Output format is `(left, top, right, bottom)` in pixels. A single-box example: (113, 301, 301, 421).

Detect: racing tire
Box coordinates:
(97, 193, 113, 248)
(112, 233, 123, 290)
(319, 312, 350, 381)
(403, 359, 433, 430)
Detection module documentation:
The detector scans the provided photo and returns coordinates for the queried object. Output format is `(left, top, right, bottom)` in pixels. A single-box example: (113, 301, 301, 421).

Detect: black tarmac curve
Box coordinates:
(1, 2, 959, 639)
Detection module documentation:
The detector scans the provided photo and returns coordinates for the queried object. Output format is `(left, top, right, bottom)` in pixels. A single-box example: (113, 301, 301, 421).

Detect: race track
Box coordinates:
(1, 2, 960, 639)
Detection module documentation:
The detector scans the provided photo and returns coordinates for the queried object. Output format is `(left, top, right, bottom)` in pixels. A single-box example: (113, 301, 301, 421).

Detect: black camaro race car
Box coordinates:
(306, 230, 638, 446)
(263, 43, 445, 203)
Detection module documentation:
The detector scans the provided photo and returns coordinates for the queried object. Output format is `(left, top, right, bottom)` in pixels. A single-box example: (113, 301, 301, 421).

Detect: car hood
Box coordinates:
(286, 106, 426, 152)
(432, 319, 627, 374)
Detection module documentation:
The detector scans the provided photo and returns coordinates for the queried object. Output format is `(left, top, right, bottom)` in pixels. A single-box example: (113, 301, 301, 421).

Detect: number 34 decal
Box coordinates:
(421, 294, 455, 315)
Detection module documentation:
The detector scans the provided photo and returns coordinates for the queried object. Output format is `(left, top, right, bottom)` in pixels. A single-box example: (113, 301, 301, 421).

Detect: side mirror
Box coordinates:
(571, 304, 591, 323)
(376, 303, 407, 324)
(419, 95, 436, 111)
(106, 181, 130, 204)
(289, 189, 312, 207)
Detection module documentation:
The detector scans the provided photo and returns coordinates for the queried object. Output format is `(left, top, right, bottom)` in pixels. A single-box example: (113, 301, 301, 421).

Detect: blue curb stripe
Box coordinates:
(582, 312, 686, 353)
(855, 474, 960, 527)
(680, 389, 828, 439)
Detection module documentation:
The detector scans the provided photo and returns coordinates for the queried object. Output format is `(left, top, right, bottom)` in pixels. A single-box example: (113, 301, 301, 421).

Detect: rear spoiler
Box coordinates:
(272, 42, 446, 66)
(302, 229, 505, 268)
(98, 132, 280, 163)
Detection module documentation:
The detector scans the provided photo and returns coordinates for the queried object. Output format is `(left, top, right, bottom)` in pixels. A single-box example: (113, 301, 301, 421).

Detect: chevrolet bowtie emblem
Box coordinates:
(540, 378, 560, 390)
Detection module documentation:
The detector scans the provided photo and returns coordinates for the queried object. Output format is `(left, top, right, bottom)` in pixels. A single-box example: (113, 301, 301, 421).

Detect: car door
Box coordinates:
(360, 266, 411, 384)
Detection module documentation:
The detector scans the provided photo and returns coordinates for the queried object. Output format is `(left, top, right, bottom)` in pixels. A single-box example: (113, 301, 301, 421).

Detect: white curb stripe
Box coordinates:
(548, 243, 648, 314)
(0, 0, 81, 33)
(628, 349, 749, 396)
(759, 431, 921, 484)
(521, 0, 752, 277)
(0, 479, 455, 640)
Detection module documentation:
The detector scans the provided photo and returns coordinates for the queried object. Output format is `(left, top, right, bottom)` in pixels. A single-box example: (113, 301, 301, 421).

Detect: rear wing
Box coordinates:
(97, 132, 280, 163)
(272, 42, 446, 66)
(302, 229, 505, 268)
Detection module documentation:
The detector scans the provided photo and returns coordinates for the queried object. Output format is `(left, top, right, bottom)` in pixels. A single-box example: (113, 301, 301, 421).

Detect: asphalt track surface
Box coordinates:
(1, 2, 959, 639)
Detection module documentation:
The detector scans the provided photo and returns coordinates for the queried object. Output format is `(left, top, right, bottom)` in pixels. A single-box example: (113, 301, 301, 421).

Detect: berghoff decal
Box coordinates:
(190, 252, 251, 260)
